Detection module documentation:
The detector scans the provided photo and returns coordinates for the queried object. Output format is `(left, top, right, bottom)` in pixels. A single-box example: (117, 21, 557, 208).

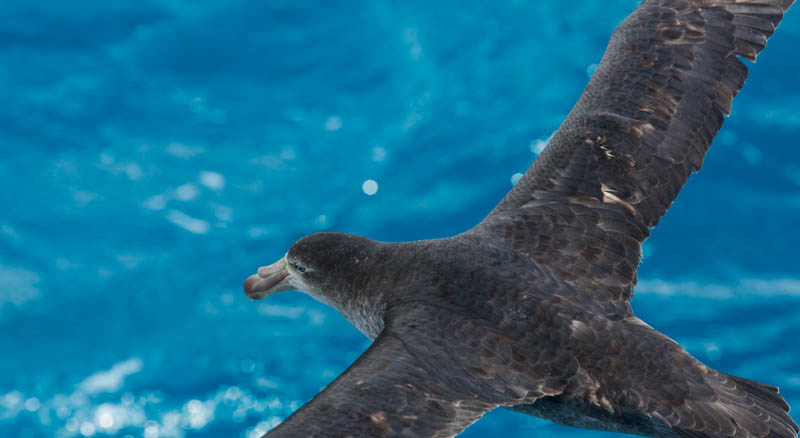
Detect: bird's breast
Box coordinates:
(339, 297, 385, 341)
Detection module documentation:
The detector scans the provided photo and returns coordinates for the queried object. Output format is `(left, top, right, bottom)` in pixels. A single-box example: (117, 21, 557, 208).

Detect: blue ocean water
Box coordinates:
(1, 1, 799, 437)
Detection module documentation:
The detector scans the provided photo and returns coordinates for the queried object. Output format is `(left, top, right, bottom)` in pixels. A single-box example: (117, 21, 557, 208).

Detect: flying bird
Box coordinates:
(243, 0, 799, 436)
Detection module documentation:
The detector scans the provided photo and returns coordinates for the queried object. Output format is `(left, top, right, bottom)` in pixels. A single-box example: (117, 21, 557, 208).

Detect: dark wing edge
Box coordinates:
(476, 0, 794, 314)
(665, 370, 800, 438)
(263, 329, 496, 438)
(628, 320, 799, 438)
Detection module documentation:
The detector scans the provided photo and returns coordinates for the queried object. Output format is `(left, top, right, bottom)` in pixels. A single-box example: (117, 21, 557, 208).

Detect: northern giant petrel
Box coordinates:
(243, 0, 799, 436)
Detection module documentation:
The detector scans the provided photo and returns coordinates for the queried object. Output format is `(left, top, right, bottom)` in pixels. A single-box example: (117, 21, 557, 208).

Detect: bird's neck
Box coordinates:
(338, 293, 387, 341)
(322, 239, 446, 340)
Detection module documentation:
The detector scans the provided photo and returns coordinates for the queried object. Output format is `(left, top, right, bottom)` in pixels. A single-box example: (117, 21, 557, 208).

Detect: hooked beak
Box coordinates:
(243, 257, 293, 300)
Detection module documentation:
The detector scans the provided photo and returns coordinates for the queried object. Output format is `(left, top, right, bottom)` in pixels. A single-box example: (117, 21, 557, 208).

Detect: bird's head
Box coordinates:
(244, 232, 451, 339)
(243, 232, 379, 306)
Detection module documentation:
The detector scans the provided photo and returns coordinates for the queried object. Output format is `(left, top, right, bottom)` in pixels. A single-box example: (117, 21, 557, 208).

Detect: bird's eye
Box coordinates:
(292, 263, 307, 273)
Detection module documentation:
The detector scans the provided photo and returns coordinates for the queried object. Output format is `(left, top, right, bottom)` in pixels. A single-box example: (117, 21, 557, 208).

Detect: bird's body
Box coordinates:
(243, 0, 799, 436)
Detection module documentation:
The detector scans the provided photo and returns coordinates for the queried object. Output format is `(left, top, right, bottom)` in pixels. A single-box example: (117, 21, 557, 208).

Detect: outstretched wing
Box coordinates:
(263, 294, 588, 437)
(263, 327, 496, 437)
(477, 0, 794, 317)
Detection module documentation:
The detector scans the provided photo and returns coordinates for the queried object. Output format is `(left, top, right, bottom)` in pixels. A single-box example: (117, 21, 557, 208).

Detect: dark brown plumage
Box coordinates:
(243, 0, 799, 436)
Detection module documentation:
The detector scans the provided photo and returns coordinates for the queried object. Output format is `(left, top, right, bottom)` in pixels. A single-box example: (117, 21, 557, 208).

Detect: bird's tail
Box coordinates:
(667, 370, 798, 438)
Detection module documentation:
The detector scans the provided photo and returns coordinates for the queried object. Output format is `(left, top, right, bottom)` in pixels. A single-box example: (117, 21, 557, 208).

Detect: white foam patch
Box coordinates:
(166, 143, 204, 158)
(371, 146, 387, 162)
(198, 171, 225, 190)
(586, 63, 598, 78)
(739, 143, 763, 165)
(312, 214, 330, 229)
(142, 194, 167, 211)
(247, 226, 275, 239)
(73, 190, 100, 206)
(80, 421, 96, 436)
(251, 155, 286, 170)
(0, 391, 22, 420)
(786, 375, 800, 388)
(99, 152, 114, 165)
(361, 179, 378, 196)
(24, 397, 40, 411)
(0, 265, 40, 309)
(211, 204, 233, 222)
(125, 163, 143, 181)
(280, 146, 296, 160)
(184, 399, 214, 429)
(1, 224, 20, 239)
(324, 116, 342, 131)
(247, 417, 283, 438)
(116, 253, 143, 270)
(174, 184, 200, 201)
(404, 27, 422, 60)
(51, 384, 292, 438)
(166, 210, 210, 234)
(529, 133, 554, 154)
(257, 304, 306, 320)
(636, 278, 800, 299)
(79, 358, 143, 395)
